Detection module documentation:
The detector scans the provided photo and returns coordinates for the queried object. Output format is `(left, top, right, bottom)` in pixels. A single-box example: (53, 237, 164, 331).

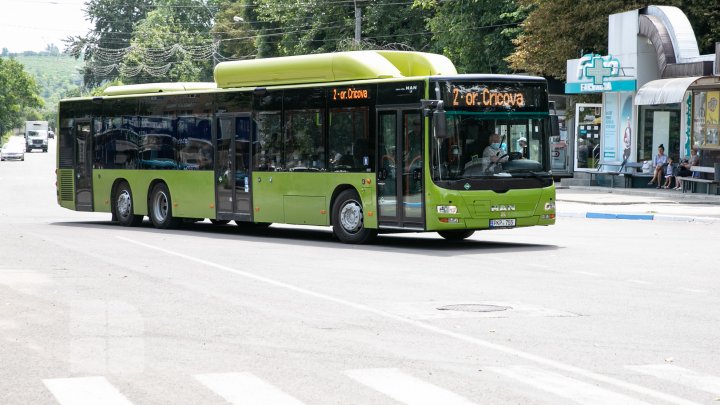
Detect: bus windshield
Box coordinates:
(431, 113, 548, 180)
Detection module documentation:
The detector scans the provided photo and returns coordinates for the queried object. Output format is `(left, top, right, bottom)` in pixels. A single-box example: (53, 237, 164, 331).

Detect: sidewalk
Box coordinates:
(556, 186, 720, 223)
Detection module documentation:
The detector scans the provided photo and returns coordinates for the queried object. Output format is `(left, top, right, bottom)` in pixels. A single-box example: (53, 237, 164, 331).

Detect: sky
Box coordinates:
(0, 0, 92, 53)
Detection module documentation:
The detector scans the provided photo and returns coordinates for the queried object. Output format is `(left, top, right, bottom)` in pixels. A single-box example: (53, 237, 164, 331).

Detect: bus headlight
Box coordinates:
(544, 202, 556, 211)
(437, 205, 458, 214)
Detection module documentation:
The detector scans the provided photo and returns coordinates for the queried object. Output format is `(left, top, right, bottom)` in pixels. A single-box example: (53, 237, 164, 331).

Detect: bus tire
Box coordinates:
(438, 230, 475, 241)
(113, 181, 143, 227)
(149, 182, 182, 229)
(332, 189, 376, 244)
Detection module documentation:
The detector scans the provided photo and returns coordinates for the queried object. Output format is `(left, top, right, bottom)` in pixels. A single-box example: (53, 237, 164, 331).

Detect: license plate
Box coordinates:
(489, 218, 516, 228)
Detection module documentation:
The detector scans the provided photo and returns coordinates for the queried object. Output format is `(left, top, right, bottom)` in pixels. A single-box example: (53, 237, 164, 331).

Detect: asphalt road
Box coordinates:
(1, 140, 719, 405)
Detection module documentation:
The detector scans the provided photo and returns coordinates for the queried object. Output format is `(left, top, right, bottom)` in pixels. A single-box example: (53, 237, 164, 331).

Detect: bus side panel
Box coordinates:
(92, 170, 216, 219)
(251, 172, 377, 228)
(423, 183, 556, 231)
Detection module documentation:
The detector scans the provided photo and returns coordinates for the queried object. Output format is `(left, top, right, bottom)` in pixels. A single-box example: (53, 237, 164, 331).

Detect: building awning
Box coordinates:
(634, 76, 702, 105)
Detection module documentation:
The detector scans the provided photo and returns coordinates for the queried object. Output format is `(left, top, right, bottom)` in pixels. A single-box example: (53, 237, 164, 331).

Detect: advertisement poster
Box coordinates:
(602, 94, 618, 160)
(620, 93, 633, 162)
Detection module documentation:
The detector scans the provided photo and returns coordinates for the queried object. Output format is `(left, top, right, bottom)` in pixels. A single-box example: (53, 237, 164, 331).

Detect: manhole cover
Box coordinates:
(437, 304, 511, 313)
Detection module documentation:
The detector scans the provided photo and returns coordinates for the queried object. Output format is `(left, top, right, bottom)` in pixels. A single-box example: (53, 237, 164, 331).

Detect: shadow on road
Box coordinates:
(51, 220, 560, 257)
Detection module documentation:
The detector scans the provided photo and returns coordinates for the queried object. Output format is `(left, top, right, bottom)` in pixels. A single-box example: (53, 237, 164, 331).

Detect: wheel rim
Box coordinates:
(152, 190, 169, 223)
(339, 200, 363, 233)
(117, 190, 132, 219)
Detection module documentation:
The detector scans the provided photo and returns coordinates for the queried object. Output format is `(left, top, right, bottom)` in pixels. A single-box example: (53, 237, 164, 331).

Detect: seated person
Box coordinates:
(482, 133, 508, 172)
(648, 144, 667, 187)
(662, 157, 674, 189)
(674, 145, 700, 190)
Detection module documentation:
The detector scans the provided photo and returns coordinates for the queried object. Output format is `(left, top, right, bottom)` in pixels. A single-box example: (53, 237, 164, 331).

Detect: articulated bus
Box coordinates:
(57, 51, 556, 243)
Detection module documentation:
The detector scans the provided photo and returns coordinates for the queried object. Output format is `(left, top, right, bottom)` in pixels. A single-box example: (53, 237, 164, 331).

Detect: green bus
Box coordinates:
(56, 51, 556, 243)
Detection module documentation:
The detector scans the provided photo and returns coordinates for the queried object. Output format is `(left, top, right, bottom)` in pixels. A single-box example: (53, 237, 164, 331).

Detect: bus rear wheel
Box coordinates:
(438, 230, 475, 241)
(113, 181, 143, 227)
(332, 189, 376, 244)
(149, 183, 182, 229)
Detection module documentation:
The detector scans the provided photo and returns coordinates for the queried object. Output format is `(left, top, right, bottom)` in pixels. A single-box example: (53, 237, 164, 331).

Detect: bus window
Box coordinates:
(329, 107, 370, 172)
(254, 112, 282, 171)
(285, 109, 324, 171)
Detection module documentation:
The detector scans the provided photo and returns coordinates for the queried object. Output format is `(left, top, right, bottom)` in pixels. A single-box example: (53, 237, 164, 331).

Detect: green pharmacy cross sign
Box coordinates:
(565, 53, 635, 93)
(585, 57, 615, 85)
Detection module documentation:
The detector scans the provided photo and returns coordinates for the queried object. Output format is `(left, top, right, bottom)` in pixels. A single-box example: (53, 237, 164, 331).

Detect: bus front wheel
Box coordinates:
(149, 183, 182, 229)
(332, 189, 376, 244)
(113, 181, 143, 227)
(438, 230, 475, 241)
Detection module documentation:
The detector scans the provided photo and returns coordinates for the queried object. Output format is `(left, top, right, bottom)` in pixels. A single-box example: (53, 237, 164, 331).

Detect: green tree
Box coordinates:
(222, 0, 432, 58)
(0, 59, 43, 135)
(358, 0, 432, 52)
(65, 0, 155, 87)
(507, 0, 719, 79)
(120, 0, 218, 83)
(417, 0, 529, 74)
(213, 0, 262, 59)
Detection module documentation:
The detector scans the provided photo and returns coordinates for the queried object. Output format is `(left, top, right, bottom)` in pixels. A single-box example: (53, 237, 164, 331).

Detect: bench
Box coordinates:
(622, 162, 655, 188)
(680, 166, 719, 194)
(589, 158, 628, 188)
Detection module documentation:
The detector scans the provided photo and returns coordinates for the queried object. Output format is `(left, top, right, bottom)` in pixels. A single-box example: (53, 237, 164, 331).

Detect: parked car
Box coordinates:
(1, 141, 26, 161)
(48, 130, 55, 139)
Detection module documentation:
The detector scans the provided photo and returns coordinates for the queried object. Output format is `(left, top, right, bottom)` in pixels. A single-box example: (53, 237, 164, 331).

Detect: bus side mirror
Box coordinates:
(433, 101, 448, 139)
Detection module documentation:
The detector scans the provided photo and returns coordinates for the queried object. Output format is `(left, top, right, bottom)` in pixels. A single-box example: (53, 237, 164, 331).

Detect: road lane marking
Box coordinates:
(488, 365, 652, 405)
(118, 236, 702, 405)
(195, 372, 305, 405)
(626, 364, 720, 394)
(43, 376, 133, 405)
(345, 368, 476, 405)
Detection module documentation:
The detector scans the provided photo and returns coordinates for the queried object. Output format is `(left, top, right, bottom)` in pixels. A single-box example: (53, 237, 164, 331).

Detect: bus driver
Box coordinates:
(482, 133, 508, 172)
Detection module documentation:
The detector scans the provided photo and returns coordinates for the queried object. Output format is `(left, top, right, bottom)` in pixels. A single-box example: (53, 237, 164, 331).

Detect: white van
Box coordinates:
(25, 121, 49, 152)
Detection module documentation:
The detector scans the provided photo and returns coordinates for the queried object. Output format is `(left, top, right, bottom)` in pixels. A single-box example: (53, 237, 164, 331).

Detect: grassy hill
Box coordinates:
(10, 54, 84, 111)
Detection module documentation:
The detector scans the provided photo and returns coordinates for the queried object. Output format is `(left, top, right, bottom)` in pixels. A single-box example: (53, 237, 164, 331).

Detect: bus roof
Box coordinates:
(103, 82, 217, 96)
(214, 51, 457, 88)
(95, 52, 510, 98)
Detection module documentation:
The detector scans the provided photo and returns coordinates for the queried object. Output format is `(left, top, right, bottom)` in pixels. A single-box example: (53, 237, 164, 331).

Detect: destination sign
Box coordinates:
(332, 86, 370, 101)
(443, 81, 546, 112)
(451, 86, 525, 108)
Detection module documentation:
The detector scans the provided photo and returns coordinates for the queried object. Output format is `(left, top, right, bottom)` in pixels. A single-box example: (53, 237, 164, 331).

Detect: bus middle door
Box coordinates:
(216, 113, 253, 221)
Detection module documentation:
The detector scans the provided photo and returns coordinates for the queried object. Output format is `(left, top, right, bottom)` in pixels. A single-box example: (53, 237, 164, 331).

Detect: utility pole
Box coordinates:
(354, 0, 361, 46)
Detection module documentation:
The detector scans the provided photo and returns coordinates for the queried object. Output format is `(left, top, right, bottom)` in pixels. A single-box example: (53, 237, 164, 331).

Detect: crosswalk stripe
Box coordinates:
(626, 364, 720, 395)
(344, 368, 477, 405)
(487, 365, 652, 405)
(43, 376, 133, 405)
(194, 372, 305, 405)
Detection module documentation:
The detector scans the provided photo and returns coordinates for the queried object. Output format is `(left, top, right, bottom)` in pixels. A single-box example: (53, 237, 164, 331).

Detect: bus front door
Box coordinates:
(216, 113, 253, 221)
(376, 110, 424, 230)
(74, 120, 93, 211)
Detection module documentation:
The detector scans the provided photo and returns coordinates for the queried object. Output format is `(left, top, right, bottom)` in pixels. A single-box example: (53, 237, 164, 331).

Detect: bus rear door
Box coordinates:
(74, 120, 93, 211)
